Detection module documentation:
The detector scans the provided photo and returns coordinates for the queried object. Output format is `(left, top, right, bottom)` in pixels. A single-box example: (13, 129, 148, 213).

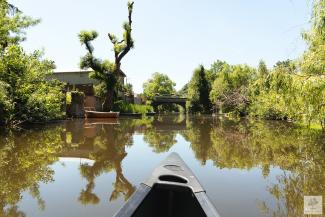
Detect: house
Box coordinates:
(48, 69, 127, 111)
(48, 69, 126, 96)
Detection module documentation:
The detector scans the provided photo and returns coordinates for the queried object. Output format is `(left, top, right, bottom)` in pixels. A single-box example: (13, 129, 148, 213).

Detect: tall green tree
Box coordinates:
(0, 1, 39, 52)
(78, 1, 134, 111)
(143, 72, 177, 112)
(205, 60, 229, 85)
(0, 0, 64, 126)
(143, 72, 176, 100)
(187, 65, 211, 113)
(257, 60, 268, 77)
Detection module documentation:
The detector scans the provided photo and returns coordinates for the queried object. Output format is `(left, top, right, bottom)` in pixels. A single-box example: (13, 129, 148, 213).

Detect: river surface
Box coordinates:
(0, 115, 324, 217)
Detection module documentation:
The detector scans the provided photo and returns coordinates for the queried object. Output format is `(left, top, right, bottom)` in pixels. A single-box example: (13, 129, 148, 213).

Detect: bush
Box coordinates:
(0, 45, 64, 125)
(0, 81, 13, 125)
(0, 2, 64, 126)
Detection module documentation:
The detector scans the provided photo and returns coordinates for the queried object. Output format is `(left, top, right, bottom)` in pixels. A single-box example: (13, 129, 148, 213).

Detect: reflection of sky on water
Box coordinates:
(1, 115, 323, 217)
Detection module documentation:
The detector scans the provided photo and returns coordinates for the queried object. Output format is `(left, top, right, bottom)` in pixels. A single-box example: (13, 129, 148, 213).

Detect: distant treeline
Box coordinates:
(182, 0, 325, 127)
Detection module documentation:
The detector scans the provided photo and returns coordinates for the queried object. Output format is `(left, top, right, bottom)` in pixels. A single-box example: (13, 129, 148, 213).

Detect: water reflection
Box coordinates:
(74, 119, 136, 204)
(61, 118, 155, 204)
(0, 126, 64, 217)
(143, 115, 186, 153)
(183, 117, 325, 217)
(0, 115, 324, 217)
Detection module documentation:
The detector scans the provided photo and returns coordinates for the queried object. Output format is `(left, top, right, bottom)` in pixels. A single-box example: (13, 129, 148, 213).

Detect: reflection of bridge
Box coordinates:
(151, 96, 187, 112)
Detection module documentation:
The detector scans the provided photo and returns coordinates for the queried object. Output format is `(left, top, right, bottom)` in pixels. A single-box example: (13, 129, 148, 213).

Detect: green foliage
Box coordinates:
(93, 82, 107, 98)
(143, 129, 177, 153)
(113, 101, 153, 114)
(178, 83, 188, 97)
(0, 2, 64, 126)
(142, 72, 178, 112)
(123, 83, 133, 96)
(78, 30, 98, 48)
(247, 0, 325, 126)
(185, 117, 324, 217)
(257, 59, 268, 77)
(187, 65, 211, 113)
(301, 0, 325, 75)
(181, 1, 325, 126)
(66, 92, 72, 105)
(0, 81, 13, 124)
(0, 45, 64, 124)
(187, 0, 325, 125)
(0, 126, 64, 215)
(0, 0, 39, 51)
(143, 72, 176, 100)
(249, 59, 325, 126)
(205, 60, 229, 84)
(210, 64, 255, 115)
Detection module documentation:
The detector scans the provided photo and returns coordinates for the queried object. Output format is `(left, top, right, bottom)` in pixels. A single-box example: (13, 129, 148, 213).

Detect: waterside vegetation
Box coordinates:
(0, 1, 64, 126)
(0, 116, 323, 216)
(183, 0, 325, 128)
(0, 0, 324, 130)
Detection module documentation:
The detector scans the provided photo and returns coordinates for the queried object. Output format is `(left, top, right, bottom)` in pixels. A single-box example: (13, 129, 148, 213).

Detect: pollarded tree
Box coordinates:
(187, 65, 212, 113)
(78, 1, 134, 111)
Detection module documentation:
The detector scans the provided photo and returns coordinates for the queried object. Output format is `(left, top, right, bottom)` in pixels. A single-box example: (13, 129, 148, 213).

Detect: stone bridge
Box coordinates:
(151, 96, 187, 112)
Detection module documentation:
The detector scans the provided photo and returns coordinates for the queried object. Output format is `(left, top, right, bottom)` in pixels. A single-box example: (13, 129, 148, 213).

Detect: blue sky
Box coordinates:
(11, 0, 312, 93)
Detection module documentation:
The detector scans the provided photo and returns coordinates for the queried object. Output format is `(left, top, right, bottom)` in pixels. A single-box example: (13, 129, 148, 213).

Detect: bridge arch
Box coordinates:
(151, 96, 187, 113)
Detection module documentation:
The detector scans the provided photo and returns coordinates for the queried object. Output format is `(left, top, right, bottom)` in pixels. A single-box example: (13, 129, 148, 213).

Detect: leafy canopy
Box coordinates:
(0, 0, 64, 126)
(143, 72, 176, 100)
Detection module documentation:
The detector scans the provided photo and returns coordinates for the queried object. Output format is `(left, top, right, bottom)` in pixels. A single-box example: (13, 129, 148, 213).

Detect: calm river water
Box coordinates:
(0, 115, 324, 217)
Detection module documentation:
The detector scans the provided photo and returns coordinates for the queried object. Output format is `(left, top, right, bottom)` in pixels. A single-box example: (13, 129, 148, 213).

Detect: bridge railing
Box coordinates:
(153, 95, 187, 99)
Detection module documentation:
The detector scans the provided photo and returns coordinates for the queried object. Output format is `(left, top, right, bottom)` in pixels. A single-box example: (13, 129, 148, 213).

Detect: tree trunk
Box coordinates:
(103, 89, 114, 111)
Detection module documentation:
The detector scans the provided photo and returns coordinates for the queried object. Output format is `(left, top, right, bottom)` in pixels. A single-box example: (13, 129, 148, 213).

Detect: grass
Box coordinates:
(114, 101, 153, 114)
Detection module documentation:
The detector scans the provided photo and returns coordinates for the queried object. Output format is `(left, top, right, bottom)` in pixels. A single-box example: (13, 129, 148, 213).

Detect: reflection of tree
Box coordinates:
(182, 117, 325, 217)
(0, 126, 64, 216)
(181, 116, 215, 164)
(143, 130, 177, 153)
(259, 130, 325, 217)
(78, 178, 99, 205)
(1, 205, 26, 217)
(77, 119, 145, 204)
(143, 115, 185, 153)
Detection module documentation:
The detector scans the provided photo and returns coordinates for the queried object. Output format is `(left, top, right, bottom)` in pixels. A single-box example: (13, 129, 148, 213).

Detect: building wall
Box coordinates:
(47, 71, 99, 85)
(67, 84, 94, 96)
